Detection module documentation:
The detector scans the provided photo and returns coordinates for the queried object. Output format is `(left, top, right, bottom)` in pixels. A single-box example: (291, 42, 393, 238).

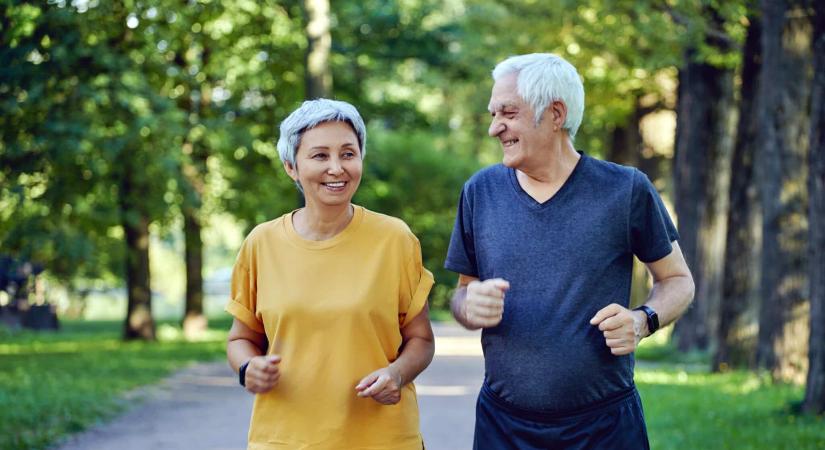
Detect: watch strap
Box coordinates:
(239, 360, 250, 387)
(634, 305, 659, 335)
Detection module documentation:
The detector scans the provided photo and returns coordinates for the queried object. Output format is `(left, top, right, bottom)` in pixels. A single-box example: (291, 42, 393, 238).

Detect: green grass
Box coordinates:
(0, 316, 232, 450)
(635, 337, 825, 450)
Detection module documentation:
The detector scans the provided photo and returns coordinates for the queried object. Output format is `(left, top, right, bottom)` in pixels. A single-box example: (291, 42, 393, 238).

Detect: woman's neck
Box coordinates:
(292, 202, 354, 241)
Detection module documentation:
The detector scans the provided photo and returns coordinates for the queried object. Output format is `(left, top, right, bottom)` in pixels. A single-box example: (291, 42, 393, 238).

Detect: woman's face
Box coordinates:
(284, 121, 363, 209)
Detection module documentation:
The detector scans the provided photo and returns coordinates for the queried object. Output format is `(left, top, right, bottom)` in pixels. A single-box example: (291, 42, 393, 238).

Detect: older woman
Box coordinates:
(225, 99, 435, 449)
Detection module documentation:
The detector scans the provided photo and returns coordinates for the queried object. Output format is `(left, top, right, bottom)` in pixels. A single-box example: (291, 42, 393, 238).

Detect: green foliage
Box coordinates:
(0, 2, 184, 285)
(0, 318, 231, 450)
(0, 0, 758, 316)
(355, 129, 481, 309)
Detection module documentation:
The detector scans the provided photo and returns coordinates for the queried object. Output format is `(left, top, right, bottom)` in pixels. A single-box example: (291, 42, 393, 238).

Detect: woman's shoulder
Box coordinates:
(244, 213, 290, 245)
(358, 207, 416, 240)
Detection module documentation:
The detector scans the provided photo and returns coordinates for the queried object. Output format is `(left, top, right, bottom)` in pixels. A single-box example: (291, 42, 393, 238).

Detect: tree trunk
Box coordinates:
(182, 203, 207, 337)
(174, 40, 210, 338)
(607, 103, 642, 168)
(713, 15, 763, 372)
(303, 0, 332, 99)
(755, 0, 812, 384)
(671, 42, 735, 352)
(607, 98, 664, 183)
(803, 0, 825, 414)
(121, 167, 156, 341)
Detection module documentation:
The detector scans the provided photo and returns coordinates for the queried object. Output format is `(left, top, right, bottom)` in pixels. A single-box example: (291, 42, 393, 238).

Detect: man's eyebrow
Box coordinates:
(488, 103, 519, 113)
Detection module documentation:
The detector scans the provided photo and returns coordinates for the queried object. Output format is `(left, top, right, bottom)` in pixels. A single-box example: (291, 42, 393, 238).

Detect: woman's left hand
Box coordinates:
(355, 366, 403, 405)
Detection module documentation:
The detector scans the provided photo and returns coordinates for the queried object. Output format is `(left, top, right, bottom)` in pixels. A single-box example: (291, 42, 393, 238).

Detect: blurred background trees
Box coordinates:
(1, 0, 823, 411)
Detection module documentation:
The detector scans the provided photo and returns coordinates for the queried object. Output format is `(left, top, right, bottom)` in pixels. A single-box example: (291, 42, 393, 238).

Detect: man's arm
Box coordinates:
(637, 241, 695, 334)
(590, 242, 694, 355)
(451, 274, 510, 330)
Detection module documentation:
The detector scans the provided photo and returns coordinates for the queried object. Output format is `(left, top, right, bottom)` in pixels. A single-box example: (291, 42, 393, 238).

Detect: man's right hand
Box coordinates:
(462, 278, 510, 328)
(244, 355, 282, 394)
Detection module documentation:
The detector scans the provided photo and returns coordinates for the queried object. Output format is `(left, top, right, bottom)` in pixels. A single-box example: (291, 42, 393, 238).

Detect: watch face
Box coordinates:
(647, 310, 658, 333)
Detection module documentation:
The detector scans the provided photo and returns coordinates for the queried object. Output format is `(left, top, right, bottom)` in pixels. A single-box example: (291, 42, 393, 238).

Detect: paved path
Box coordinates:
(54, 323, 483, 450)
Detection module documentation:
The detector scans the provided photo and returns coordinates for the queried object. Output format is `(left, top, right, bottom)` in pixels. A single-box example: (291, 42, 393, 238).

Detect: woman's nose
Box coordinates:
(327, 158, 344, 175)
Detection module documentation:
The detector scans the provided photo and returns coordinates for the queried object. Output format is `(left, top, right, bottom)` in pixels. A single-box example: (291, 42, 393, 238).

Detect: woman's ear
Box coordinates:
(283, 160, 298, 181)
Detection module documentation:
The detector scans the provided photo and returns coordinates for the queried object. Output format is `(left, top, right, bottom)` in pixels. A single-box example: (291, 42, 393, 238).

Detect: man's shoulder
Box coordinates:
(464, 164, 508, 190)
(581, 153, 637, 182)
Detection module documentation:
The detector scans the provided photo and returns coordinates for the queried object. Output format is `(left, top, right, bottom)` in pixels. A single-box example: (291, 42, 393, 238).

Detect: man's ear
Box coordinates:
(283, 160, 298, 181)
(550, 100, 567, 130)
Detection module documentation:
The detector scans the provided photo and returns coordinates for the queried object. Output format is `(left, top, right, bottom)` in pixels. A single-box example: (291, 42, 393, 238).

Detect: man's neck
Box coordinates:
(516, 140, 580, 203)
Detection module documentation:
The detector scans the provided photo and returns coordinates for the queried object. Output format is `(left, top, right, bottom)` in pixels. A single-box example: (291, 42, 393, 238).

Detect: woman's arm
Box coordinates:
(355, 304, 435, 404)
(227, 318, 281, 394)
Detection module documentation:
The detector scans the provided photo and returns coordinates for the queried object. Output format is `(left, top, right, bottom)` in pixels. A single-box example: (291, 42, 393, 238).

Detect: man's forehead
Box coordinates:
(488, 101, 520, 112)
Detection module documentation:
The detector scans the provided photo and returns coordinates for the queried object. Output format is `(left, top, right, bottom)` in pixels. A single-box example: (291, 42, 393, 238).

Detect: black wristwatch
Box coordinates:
(634, 305, 659, 335)
(239, 360, 250, 387)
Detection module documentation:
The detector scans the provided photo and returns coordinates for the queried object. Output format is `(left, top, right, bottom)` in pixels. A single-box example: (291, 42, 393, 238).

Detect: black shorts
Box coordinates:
(473, 383, 650, 450)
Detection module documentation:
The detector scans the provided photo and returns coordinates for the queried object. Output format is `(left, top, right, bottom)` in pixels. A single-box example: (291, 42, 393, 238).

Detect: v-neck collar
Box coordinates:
(507, 152, 587, 210)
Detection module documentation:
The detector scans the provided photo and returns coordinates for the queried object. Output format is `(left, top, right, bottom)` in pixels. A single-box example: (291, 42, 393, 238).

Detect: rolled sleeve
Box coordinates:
(224, 241, 265, 333)
(402, 267, 434, 328)
(399, 234, 434, 327)
(225, 299, 265, 334)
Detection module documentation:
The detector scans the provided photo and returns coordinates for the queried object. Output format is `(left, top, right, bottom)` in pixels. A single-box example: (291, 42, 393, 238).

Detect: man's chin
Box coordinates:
(501, 156, 519, 168)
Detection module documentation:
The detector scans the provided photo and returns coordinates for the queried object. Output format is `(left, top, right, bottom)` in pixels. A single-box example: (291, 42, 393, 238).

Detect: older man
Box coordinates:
(445, 53, 695, 449)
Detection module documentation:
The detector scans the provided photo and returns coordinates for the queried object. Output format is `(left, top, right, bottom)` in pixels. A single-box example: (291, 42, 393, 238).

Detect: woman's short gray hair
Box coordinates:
(276, 98, 367, 167)
(492, 53, 585, 138)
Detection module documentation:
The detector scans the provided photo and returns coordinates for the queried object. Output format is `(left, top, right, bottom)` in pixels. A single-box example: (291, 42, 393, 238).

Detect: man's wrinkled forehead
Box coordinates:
(488, 73, 524, 113)
(487, 101, 520, 114)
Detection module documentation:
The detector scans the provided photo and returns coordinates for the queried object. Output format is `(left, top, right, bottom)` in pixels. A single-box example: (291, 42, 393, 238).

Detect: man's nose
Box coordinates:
(489, 119, 504, 137)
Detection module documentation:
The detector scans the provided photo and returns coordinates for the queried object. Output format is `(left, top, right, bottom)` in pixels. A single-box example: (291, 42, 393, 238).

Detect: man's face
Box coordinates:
(487, 73, 556, 170)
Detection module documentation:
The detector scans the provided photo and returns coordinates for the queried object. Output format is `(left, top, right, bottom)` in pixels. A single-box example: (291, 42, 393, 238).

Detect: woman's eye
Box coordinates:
(312, 153, 327, 160)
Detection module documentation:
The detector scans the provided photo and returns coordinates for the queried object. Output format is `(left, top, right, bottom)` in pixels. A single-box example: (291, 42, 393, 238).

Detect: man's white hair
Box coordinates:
(492, 53, 585, 138)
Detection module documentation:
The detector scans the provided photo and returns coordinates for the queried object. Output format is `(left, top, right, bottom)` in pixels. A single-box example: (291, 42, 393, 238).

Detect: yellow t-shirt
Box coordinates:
(226, 205, 434, 450)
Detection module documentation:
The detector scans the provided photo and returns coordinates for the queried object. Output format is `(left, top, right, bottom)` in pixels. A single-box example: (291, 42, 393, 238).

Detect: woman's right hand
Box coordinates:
(244, 355, 282, 394)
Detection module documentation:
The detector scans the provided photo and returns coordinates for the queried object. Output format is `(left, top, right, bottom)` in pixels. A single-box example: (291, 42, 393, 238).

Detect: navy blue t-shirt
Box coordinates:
(445, 153, 678, 413)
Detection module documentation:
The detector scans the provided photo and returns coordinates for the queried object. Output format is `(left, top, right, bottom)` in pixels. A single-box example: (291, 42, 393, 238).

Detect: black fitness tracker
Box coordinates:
(634, 305, 659, 335)
(239, 360, 250, 387)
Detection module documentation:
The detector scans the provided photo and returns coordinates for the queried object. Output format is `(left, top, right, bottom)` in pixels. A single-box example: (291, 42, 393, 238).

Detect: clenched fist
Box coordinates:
(461, 278, 510, 329)
(244, 355, 282, 394)
(590, 303, 645, 356)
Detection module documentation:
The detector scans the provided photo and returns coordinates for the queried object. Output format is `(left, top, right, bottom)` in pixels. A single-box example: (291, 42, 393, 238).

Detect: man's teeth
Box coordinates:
(504, 139, 518, 145)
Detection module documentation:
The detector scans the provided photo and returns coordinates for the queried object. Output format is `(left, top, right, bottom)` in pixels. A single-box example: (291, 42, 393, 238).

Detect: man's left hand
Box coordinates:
(589, 303, 646, 355)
